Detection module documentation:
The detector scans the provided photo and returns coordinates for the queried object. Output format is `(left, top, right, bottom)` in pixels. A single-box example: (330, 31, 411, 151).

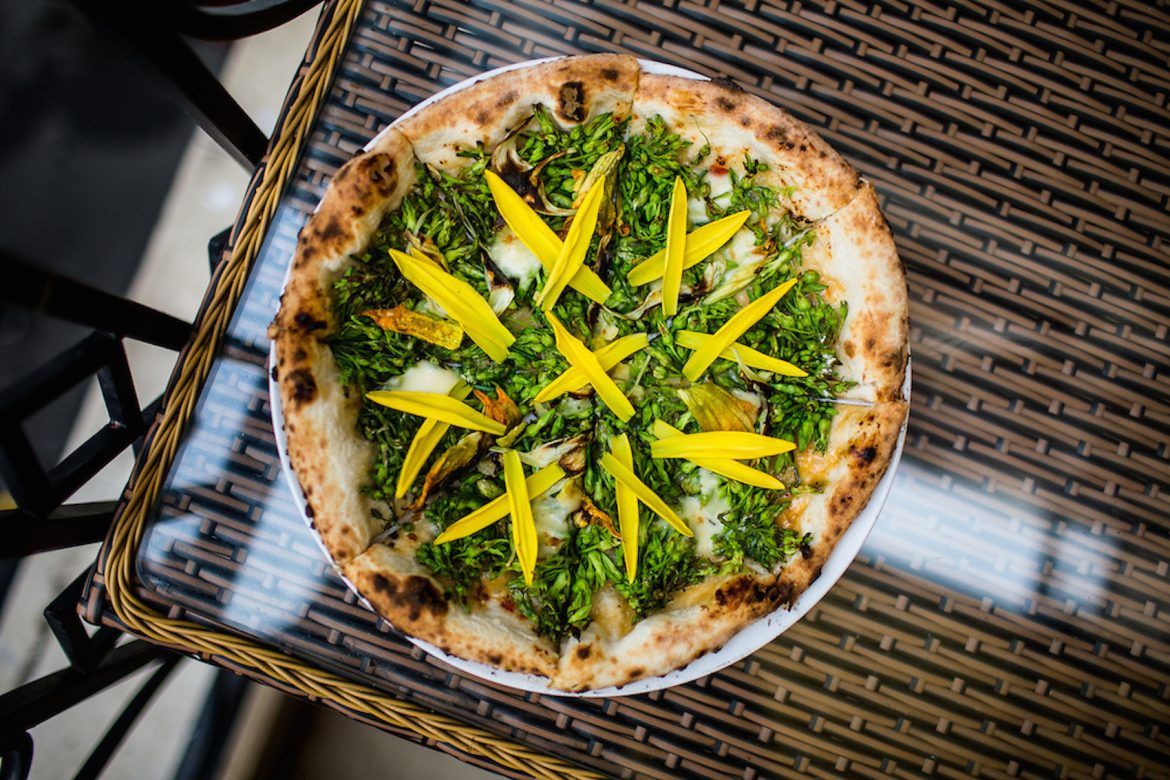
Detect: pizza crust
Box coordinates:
(344, 544, 558, 677)
(630, 74, 860, 221)
(803, 181, 909, 402)
(269, 130, 418, 562)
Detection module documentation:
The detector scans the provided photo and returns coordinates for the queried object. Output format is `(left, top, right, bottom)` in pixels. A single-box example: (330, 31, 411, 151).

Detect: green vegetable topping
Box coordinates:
(325, 108, 849, 644)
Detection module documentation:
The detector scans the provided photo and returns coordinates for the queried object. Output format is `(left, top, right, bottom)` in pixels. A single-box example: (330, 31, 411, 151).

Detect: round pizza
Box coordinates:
(269, 54, 908, 692)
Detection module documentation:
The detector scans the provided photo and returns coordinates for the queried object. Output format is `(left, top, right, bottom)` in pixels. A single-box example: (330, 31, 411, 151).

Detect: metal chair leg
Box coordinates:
(0, 731, 32, 780)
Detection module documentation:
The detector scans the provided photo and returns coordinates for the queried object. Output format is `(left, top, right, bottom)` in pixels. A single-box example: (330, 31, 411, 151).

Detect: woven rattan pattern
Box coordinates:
(86, 0, 1169, 777)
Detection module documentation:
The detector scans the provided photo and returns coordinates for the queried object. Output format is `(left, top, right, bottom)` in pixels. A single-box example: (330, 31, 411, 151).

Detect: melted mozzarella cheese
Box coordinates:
(387, 360, 461, 394)
(589, 585, 635, 640)
(488, 227, 543, 285)
(687, 197, 708, 223)
(708, 168, 734, 200)
(688, 168, 736, 222)
(556, 396, 593, 418)
(681, 469, 730, 559)
(532, 479, 581, 552)
(521, 438, 581, 469)
(730, 387, 763, 417)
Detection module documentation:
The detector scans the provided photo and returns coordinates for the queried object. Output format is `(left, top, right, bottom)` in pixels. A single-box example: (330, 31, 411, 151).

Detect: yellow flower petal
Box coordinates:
(599, 451, 692, 537)
(389, 248, 514, 362)
(537, 181, 606, 311)
(676, 331, 807, 377)
(484, 171, 611, 303)
(627, 210, 751, 286)
(533, 333, 649, 404)
(433, 464, 565, 544)
(395, 382, 472, 498)
(545, 313, 634, 421)
(610, 433, 640, 582)
(365, 390, 506, 435)
(503, 450, 538, 586)
(651, 421, 785, 490)
(650, 430, 795, 459)
(661, 177, 688, 316)
(485, 170, 561, 261)
(681, 277, 798, 381)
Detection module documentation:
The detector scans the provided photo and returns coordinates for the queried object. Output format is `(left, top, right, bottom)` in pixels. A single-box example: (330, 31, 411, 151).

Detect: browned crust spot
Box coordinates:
(371, 572, 449, 621)
(558, 80, 586, 122)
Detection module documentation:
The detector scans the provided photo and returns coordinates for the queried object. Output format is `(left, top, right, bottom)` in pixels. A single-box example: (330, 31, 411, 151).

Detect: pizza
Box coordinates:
(269, 54, 908, 691)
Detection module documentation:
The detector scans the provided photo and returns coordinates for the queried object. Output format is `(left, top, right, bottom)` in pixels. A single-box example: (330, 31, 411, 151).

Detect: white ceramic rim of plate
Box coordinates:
(270, 56, 910, 697)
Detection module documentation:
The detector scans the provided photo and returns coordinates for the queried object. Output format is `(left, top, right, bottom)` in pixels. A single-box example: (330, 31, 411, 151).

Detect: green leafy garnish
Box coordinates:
(324, 107, 851, 645)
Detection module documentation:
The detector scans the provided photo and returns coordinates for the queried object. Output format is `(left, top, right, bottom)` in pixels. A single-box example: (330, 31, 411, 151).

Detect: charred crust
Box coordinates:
(495, 89, 518, 108)
(270, 365, 279, 381)
(852, 445, 878, 464)
(800, 541, 813, 559)
(739, 115, 751, 127)
(317, 215, 345, 242)
(709, 76, 743, 92)
(402, 575, 448, 620)
(487, 652, 502, 665)
(576, 645, 592, 660)
(287, 369, 317, 404)
(714, 577, 787, 609)
(830, 492, 855, 516)
(716, 96, 738, 112)
(774, 580, 794, 606)
(349, 153, 399, 198)
(292, 348, 307, 361)
(474, 109, 489, 125)
(766, 124, 788, 143)
(601, 67, 619, 81)
(294, 312, 327, 332)
(558, 81, 586, 122)
(304, 502, 314, 518)
(370, 574, 449, 621)
(882, 346, 906, 369)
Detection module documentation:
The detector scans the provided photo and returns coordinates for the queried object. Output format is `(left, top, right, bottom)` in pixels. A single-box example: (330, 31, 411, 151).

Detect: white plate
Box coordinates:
(271, 57, 910, 697)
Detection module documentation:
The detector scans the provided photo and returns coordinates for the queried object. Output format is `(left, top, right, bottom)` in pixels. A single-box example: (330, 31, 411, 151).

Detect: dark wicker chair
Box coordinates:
(0, 4, 323, 778)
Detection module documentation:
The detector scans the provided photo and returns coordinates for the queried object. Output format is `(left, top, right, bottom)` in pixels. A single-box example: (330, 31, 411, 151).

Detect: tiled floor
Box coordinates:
(4, 9, 497, 779)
